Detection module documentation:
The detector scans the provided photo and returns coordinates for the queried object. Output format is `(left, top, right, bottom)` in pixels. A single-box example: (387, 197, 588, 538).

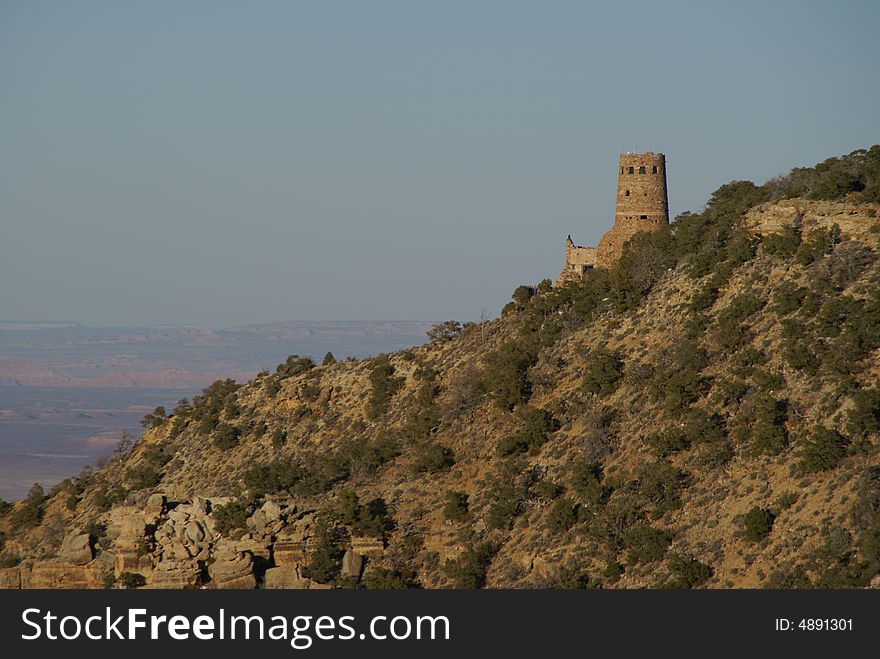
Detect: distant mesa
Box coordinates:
(0, 357, 78, 387)
(0, 321, 80, 331)
(0, 357, 249, 390)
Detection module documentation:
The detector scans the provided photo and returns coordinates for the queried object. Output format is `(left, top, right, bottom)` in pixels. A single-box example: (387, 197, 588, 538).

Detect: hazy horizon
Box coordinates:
(2, 1, 878, 327)
(0, 318, 440, 328)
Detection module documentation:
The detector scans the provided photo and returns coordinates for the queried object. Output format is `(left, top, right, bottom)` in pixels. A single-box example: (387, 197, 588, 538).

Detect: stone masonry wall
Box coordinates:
(555, 237, 598, 286)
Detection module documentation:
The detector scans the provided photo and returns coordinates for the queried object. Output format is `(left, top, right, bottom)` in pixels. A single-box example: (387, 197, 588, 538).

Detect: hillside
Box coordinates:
(2, 147, 880, 590)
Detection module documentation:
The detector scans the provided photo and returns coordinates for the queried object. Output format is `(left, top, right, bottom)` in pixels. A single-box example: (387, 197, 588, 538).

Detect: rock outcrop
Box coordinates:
(0, 493, 384, 589)
(59, 532, 93, 565)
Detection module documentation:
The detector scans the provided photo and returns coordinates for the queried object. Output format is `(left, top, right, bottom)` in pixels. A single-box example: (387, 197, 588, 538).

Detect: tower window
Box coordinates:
(625, 190, 630, 196)
(640, 215, 647, 219)
(652, 165, 657, 174)
(620, 166, 624, 174)
(627, 166, 634, 174)
(639, 166, 646, 174)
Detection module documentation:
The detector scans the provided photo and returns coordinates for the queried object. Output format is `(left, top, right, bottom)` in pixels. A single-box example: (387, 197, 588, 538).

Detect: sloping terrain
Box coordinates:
(2, 147, 880, 589)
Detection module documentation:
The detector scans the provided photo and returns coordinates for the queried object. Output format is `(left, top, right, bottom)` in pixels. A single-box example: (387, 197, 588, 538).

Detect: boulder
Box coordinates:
(260, 500, 282, 523)
(162, 538, 191, 561)
(210, 555, 256, 590)
(341, 550, 363, 579)
(183, 520, 206, 545)
(247, 507, 284, 537)
(263, 564, 312, 590)
(59, 532, 94, 565)
(192, 547, 210, 562)
(214, 535, 272, 561)
(211, 538, 240, 563)
(144, 493, 166, 518)
(156, 520, 176, 541)
(246, 512, 267, 535)
(168, 508, 189, 525)
(203, 516, 219, 539)
(207, 496, 235, 509)
(236, 536, 272, 560)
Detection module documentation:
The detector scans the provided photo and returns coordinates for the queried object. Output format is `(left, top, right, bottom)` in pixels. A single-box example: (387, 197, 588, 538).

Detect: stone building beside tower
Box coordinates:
(556, 152, 669, 286)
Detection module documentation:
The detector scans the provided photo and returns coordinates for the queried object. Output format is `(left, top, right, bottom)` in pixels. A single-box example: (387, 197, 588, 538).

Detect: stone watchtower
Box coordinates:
(596, 152, 668, 266)
(555, 151, 668, 285)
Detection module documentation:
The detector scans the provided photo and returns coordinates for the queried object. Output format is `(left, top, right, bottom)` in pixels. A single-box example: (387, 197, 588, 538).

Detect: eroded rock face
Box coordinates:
(0, 567, 22, 589)
(25, 562, 106, 589)
(106, 506, 148, 548)
(147, 562, 200, 589)
(114, 549, 153, 578)
(273, 540, 308, 566)
(351, 536, 384, 557)
(59, 532, 93, 565)
(744, 199, 880, 247)
(2, 495, 380, 590)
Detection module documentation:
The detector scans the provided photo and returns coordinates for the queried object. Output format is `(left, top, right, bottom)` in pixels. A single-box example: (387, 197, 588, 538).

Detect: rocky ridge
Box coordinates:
(2, 171, 880, 590)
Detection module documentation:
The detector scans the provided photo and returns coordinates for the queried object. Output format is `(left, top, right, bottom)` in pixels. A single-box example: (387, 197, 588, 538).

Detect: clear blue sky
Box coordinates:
(1, 1, 877, 326)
